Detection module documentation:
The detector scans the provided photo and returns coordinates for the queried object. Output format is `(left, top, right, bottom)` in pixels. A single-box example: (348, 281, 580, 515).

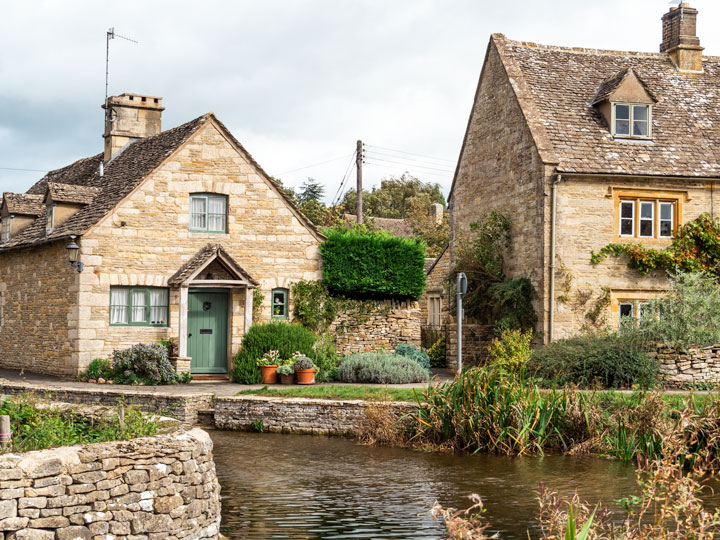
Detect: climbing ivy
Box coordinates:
(591, 213, 720, 277)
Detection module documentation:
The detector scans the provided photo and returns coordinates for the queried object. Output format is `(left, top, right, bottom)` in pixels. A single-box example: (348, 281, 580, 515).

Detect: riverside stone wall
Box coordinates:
(0, 382, 213, 425)
(330, 300, 421, 356)
(0, 428, 221, 540)
(653, 345, 720, 388)
(214, 395, 419, 436)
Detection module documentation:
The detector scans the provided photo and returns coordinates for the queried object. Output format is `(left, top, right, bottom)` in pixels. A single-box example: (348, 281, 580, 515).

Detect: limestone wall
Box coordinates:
(0, 428, 221, 540)
(445, 323, 494, 370)
(419, 247, 450, 329)
(329, 300, 421, 355)
(0, 242, 78, 377)
(653, 345, 720, 388)
(214, 395, 419, 436)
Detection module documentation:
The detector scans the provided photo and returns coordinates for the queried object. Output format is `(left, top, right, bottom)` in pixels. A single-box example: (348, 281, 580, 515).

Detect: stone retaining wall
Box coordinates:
(445, 323, 494, 370)
(0, 428, 221, 540)
(653, 345, 720, 388)
(214, 395, 419, 436)
(330, 300, 421, 356)
(0, 382, 213, 425)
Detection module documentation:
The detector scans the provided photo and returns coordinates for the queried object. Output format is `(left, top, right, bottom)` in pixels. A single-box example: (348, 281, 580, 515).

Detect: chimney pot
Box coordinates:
(102, 93, 165, 161)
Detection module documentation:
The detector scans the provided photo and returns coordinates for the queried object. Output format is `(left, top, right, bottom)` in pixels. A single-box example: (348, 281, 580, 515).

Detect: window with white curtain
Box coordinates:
(190, 194, 227, 233)
(110, 287, 169, 326)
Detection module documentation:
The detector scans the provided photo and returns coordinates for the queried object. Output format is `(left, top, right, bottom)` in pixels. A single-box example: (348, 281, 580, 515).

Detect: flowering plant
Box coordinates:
(257, 350, 281, 366)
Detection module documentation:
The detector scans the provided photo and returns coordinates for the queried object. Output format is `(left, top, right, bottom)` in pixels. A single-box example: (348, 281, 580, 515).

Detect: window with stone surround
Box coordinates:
(617, 197, 678, 239)
(612, 103, 651, 139)
(189, 194, 227, 233)
(427, 294, 442, 328)
(619, 300, 650, 325)
(0, 216, 11, 243)
(110, 287, 169, 326)
(271, 288, 288, 320)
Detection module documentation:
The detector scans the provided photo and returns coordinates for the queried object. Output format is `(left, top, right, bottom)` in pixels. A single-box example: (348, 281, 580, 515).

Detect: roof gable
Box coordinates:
(168, 244, 258, 287)
(1, 193, 44, 218)
(44, 183, 101, 205)
(592, 67, 657, 105)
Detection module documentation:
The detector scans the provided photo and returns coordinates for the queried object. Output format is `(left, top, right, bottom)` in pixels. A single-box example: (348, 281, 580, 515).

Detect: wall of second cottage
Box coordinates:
(76, 121, 322, 373)
(0, 241, 79, 377)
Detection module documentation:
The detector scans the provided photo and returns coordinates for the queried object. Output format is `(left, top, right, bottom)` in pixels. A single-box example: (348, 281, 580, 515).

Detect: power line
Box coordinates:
(365, 149, 456, 169)
(363, 156, 454, 174)
(365, 144, 455, 164)
(0, 167, 49, 173)
(364, 161, 451, 179)
(276, 154, 352, 176)
(331, 151, 357, 207)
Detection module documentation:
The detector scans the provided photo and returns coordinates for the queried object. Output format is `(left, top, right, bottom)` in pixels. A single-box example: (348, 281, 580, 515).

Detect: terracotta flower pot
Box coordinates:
(260, 365, 278, 384)
(295, 368, 315, 385)
(280, 373, 294, 385)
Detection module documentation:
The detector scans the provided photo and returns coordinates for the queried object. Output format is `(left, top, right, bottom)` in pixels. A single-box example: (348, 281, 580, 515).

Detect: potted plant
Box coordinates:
(277, 363, 295, 385)
(257, 350, 281, 384)
(293, 353, 316, 385)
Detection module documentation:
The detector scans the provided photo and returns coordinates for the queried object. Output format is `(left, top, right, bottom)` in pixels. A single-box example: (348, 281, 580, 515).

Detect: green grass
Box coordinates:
(236, 385, 422, 402)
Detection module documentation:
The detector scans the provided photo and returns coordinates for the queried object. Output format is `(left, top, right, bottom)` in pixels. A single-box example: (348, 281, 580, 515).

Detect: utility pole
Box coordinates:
(356, 140, 363, 224)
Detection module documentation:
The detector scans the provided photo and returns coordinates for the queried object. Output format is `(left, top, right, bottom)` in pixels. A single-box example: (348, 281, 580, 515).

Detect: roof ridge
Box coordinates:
(497, 34, 668, 58)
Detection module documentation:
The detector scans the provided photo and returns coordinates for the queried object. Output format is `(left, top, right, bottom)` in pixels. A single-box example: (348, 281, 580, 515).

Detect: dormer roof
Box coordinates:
(1, 193, 44, 217)
(44, 183, 101, 206)
(591, 67, 657, 106)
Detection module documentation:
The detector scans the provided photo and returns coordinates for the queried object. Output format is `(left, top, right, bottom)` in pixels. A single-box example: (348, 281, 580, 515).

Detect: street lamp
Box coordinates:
(66, 235, 84, 273)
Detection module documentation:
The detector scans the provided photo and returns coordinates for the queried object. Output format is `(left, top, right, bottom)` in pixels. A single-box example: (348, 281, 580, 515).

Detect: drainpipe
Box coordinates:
(548, 174, 562, 344)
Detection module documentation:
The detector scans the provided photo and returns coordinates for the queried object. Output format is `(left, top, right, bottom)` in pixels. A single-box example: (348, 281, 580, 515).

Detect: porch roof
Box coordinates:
(168, 243, 258, 287)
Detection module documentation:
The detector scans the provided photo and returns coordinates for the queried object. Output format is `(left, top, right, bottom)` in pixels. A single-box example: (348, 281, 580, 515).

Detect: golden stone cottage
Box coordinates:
(438, 2, 720, 345)
(0, 94, 323, 377)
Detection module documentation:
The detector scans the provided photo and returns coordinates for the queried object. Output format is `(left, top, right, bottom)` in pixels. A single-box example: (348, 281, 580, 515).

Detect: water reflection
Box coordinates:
(210, 430, 638, 539)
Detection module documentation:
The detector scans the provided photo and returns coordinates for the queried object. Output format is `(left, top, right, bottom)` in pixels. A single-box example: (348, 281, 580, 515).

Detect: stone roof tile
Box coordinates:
(46, 182, 101, 205)
(168, 244, 258, 286)
(1, 193, 44, 216)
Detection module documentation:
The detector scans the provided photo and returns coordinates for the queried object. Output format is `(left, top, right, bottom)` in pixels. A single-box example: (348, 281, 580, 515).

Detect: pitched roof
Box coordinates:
(1, 193, 44, 216)
(168, 244, 258, 286)
(45, 183, 101, 205)
(493, 34, 720, 178)
(591, 67, 657, 105)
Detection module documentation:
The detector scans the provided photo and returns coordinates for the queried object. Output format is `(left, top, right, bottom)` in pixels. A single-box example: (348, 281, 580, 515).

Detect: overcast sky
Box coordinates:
(1, 0, 719, 203)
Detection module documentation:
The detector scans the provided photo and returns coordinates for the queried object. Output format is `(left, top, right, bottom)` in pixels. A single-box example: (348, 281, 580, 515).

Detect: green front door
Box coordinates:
(188, 290, 229, 374)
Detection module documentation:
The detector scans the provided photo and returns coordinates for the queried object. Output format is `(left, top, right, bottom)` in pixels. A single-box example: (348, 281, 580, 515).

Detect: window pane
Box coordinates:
(620, 201, 634, 218)
(149, 289, 169, 325)
(621, 219, 633, 235)
(660, 203, 673, 220)
(190, 197, 207, 230)
(272, 290, 287, 318)
(131, 290, 146, 322)
(619, 303, 633, 318)
(615, 120, 630, 135)
(110, 288, 129, 325)
(620, 201, 634, 236)
(633, 106, 648, 121)
(616, 105, 630, 119)
(639, 202, 654, 237)
(640, 202, 653, 219)
(633, 120, 648, 137)
(639, 220, 653, 237)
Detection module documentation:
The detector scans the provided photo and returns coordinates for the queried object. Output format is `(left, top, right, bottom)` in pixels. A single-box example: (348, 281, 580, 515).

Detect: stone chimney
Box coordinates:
(103, 93, 164, 161)
(429, 203, 444, 224)
(660, 2, 703, 73)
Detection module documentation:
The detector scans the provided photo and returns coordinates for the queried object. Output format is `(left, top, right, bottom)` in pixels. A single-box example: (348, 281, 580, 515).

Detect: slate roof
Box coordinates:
(0, 112, 323, 252)
(1, 193, 44, 216)
(493, 34, 720, 178)
(168, 244, 258, 286)
(46, 183, 101, 205)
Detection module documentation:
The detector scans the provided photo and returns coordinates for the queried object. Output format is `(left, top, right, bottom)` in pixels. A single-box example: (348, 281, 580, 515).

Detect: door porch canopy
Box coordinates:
(168, 243, 258, 357)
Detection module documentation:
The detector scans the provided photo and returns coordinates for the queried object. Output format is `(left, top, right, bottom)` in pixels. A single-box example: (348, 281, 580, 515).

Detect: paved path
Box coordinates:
(0, 368, 453, 398)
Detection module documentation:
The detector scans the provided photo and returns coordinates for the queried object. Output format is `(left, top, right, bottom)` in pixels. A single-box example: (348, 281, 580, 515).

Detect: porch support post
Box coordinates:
(178, 285, 189, 357)
(244, 287, 254, 333)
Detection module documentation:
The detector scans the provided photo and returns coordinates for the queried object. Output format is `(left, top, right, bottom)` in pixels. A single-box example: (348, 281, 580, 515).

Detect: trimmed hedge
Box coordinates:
(320, 228, 426, 300)
(337, 353, 429, 384)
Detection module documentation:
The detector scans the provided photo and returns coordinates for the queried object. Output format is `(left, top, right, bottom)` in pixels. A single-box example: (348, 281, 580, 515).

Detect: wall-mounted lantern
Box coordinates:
(66, 235, 84, 273)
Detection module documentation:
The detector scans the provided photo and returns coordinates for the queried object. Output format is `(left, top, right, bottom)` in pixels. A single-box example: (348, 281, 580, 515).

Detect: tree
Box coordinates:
(341, 173, 445, 219)
(404, 198, 449, 257)
(297, 178, 325, 204)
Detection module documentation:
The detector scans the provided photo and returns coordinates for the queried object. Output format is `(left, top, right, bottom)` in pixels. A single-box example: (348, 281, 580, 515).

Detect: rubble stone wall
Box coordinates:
(0, 428, 221, 540)
(654, 345, 720, 388)
(445, 323, 494, 370)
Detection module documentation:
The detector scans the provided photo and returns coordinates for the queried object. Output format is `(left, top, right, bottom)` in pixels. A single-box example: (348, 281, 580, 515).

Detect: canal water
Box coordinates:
(210, 430, 640, 539)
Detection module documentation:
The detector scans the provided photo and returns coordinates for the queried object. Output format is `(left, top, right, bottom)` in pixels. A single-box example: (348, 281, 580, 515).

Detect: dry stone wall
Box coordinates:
(215, 395, 419, 436)
(0, 428, 220, 540)
(653, 345, 720, 388)
(330, 300, 421, 355)
(445, 323, 494, 370)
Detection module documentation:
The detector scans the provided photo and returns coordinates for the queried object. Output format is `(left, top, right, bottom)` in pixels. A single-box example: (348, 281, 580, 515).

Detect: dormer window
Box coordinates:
(0, 216, 11, 243)
(46, 204, 55, 234)
(612, 103, 651, 138)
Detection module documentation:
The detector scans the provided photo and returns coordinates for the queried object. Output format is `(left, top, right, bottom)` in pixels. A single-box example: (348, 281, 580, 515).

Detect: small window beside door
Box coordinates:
(272, 288, 289, 319)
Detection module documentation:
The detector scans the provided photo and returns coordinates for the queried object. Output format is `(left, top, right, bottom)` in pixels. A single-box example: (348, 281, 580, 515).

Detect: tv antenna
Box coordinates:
(105, 28, 138, 124)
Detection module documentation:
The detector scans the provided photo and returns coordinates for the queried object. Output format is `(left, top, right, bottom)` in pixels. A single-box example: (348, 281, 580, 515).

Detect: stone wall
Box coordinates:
(329, 300, 421, 356)
(214, 395, 419, 436)
(653, 345, 720, 388)
(419, 247, 450, 329)
(445, 323, 494, 370)
(0, 428, 221, 540)
(0, 242, 78, 378)
(0, 381, 213, 425)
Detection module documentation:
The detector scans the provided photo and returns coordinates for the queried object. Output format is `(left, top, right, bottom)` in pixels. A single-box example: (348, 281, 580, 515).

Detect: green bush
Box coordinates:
(112, 344, 179, 385)
(337, 353, 429, 384)
(394, 343, 430, 372)
(231, 322, 317, 384)
(312, 332, 339, 382)
(83, 358, 113, 380)
(428, 336, 447, 368)
(320, 228, 426, 300)
(527, 333, 658, 389)
(487, 328, 533, 374)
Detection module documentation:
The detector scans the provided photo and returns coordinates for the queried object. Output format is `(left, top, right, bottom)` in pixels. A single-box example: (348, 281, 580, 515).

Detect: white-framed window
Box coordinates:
(0, 216, 11, 243)
(271, 288, 289, 319)
(190, 193, 227, 233)
(618, 199, 676, 239)
(428, 295, 442, 328)
(612, 103, 651, 138)
(110, 287, 169, 326)
(46, 205, 55, 234)
(619, 300, 652, 326)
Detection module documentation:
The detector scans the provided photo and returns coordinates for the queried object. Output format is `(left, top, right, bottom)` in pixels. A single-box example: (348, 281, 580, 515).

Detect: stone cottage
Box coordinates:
(445, 2, 720, 343)
(0, 93, 323, 377)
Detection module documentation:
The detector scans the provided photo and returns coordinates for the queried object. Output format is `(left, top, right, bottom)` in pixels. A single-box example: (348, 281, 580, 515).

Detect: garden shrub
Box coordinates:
(428, 336, 447, 368)
(394, 343, 430, 372)
(84, 358, 113, 380)
(112, 343, 178, 385)
(312, 332, 339, 382)
(487, 328, 533, 374)
(337, 353, 429, 384)
(231, 322, 317, 384)
(320, 228, 426, 300)
(527, 333, 658, 389)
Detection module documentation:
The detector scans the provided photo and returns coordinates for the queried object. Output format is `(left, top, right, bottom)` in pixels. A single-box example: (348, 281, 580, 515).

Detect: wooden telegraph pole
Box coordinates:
(356, 140, 363, 224)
